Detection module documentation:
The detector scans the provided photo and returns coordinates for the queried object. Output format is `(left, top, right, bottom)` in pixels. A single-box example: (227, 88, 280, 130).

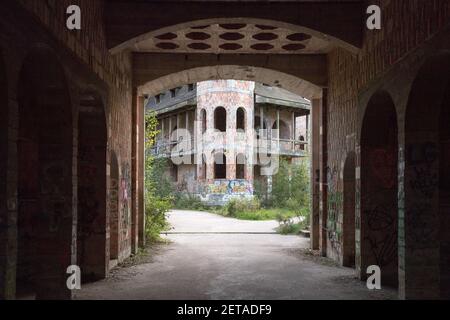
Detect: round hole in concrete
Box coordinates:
(219, 43, 243, 50)
(220, 32, 245, 41)
(286, 33, 312, 42)
(253, 33, 278, 41)
(186, 32, 211, 40)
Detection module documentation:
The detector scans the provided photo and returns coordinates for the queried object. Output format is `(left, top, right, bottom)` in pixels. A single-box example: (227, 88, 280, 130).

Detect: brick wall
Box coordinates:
(15, 0, 134, 261)
(326, 0, 450, 263)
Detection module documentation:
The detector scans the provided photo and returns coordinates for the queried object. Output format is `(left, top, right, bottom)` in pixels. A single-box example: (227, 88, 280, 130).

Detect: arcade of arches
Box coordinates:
(1, 0, 450, 300)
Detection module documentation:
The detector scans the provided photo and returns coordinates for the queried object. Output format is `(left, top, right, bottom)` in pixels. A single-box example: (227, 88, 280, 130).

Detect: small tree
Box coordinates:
(144, 110, 171, 242)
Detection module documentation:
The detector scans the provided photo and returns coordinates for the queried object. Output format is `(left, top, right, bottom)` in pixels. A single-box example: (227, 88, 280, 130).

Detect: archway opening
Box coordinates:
(214, 107, 227, 132)
(77, 92, 107, 282)
(343, 152, 356, 268)
(360, 91, 398, 288)
(236, 108, 246, 131)
(404, 53, 450, 299)
(17, 50, 73, 299)
(201, 109, 207, 134)
(272, 119, 290, 140)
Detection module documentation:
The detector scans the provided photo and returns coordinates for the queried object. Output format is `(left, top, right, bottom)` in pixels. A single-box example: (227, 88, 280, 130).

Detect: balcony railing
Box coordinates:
(149, 137, 308, 158)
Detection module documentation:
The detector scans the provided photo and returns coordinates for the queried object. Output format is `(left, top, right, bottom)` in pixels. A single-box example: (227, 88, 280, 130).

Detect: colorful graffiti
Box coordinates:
(205, 180, 253, 195)
(120, 163, 132, 251)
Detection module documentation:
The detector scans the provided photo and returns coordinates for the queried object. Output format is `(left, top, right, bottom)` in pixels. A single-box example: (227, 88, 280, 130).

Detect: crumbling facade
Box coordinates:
(148, 80, 310, 205)
(0, 0, 450, 300)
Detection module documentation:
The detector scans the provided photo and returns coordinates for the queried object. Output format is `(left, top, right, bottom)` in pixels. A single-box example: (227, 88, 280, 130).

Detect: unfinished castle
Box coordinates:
(147, 80, 310, 205)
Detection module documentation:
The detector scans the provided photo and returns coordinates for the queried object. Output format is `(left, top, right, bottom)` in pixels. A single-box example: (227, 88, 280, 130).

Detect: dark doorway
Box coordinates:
(17, 49, 74, 299)
(214, 107, 227, 132)
(214, 153, 227, 179)
(360, 91, 398, 288)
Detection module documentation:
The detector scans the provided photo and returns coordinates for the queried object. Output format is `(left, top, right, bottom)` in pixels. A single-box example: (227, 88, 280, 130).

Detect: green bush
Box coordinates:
(144, 195, 171, 243)
(223, 198, 261, 217)
(173, 193, 208, 211)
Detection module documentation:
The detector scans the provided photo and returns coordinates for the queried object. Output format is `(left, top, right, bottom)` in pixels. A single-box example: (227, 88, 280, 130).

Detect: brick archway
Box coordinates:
(16, 48, 74, 300)
(137, 65, 323, 100)
(403, 52, 450, 299)
(360, 91, 398, 289)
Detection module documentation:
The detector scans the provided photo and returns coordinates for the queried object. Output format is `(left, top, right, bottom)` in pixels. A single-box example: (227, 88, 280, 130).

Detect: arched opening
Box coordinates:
(214, 152, 227, 180)
(77, 92, 107, 282)
(404, 53, 450, 299)
(236, 153, 246, 180)
(109, 151, 120, 262)
(272, 120, 290, 140)
(201, 154, 207, 181)
(343, 152, 356, 268)
(200, 109, 207, 133)
(214, 107, 227, 132)
(300, 135, 306, 151)
(360, 91, 398, 288)
(236, 108, 246, 131)
(17, 49, 73, 299)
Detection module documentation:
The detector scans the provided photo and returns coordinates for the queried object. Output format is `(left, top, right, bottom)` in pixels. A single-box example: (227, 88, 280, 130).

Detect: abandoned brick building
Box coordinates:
(147, 80, 310, 205)
(1, 0, 450, 300)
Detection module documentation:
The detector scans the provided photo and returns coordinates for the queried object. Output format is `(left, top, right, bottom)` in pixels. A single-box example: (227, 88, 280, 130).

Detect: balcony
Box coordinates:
(149, 137, 308, 158)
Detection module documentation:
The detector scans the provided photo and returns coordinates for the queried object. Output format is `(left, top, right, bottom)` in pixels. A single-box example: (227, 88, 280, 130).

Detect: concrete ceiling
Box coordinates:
(132, 22, 333, 54)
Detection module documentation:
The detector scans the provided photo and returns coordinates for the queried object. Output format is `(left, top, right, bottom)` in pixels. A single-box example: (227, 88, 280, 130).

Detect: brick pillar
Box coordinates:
(138, 96, 145, 248)
(319, 90, 328, 257)
(0, 92, 17, 300)
(310, 98, 321, 250)
(131, 89, 142, 254)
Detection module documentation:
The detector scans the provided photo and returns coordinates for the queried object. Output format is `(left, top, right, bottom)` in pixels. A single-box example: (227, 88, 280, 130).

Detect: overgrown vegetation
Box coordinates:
(144, 111, 171, 243)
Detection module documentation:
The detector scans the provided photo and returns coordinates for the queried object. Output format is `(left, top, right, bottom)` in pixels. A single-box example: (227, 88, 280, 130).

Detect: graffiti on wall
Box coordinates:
(406, 142, 439, 248)
(120, 163, 132, 250)
(204, 180, 253, 195)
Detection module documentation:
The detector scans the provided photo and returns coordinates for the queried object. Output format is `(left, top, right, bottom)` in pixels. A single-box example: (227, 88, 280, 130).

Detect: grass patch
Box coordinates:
(225, 207, 297, 221)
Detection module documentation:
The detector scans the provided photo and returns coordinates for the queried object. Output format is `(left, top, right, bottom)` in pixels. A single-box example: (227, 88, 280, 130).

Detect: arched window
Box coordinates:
(214, 107, 227, 132)
(236, 108, 246, 131)
(214, 152, 227, 179)
(236, 153, 246, 179)
(200, 109, 207, 134)
(272, 120, 290, 139)
(300, 135, 305, 150)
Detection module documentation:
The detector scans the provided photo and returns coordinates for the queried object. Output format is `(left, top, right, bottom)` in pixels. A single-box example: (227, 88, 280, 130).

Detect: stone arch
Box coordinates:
(404, 52, 450, 299)
(77, 91, 108, 282)
(236, 107, 246, 131)
(200, 108, 207, 134)
(137, 65, 323, 100)
(16, 48, 74, 299)
(360, 90, 398, 288)
(343, 151, 356, 268)
(214, 107, 227, 132)
(108, 14, 361, 54)
(109, 151, 120, 261)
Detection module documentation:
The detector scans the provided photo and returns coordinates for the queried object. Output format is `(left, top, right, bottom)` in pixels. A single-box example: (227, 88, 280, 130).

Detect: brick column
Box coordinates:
(310, 98, 321, 251)
(319, 90, 328, 257)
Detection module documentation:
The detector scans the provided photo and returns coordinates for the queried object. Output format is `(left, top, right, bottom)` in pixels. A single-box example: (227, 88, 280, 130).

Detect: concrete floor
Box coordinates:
(76, 210, 397, 300)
